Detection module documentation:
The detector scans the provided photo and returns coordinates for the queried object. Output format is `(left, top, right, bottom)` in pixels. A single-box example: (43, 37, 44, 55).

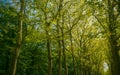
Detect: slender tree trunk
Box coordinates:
(9, 0, 24, 75)
(61, 27, 68, 75)
(57, 1, 63, 74)
(46, 23, 52, 75)
(70, 31, 77, 75)
(58, 36, 62, 75)
(47, 36, 52, 75)
(57, 22, 62, 75)
(107, 0, 120, 75)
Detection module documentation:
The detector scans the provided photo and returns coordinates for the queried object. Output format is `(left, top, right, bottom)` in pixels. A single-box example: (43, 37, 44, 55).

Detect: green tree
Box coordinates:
(9, 0, 25, 75)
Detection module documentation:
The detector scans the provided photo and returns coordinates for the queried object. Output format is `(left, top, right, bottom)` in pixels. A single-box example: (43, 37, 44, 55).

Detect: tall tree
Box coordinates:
(56, 1, 63, 75)
(69, 29, 77, 75)
(87, 0, 120, 74)
(9, 0, 25, 75)
(61, 15, 68, 75)
(107, 0, 120, 75)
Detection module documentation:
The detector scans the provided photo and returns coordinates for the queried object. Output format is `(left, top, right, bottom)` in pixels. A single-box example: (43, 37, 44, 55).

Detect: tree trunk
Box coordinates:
(109, 35, 120, 75)
(107, 0, 120, 75)
(9, 0, 24, 75)
(70, 31, 77, 75)
(46, 23, 52, 75)
(57, 1, 63, 74)
(47, 37, 52, 75)
(61, 27, 68, 75)
(57, 22, 62, 75)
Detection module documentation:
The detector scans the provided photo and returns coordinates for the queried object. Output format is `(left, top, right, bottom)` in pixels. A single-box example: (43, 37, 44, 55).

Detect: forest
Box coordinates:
(0, 0, 120, 75)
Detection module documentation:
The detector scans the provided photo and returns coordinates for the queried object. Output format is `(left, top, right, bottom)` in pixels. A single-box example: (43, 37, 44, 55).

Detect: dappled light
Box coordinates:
(0, 0, 120, 75)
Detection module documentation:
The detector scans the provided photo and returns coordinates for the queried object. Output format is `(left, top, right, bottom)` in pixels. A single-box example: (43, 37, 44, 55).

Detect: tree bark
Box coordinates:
(57, 21, 62, 75)
(107, 0, 120, 75)
(57, 1, 63, 74)
(46, 23, 52, 75)
(61, 26, 68, 75)
(9, 0, 24, 75)
(47, 36, 52, 75)
(70, 30, 77, 75)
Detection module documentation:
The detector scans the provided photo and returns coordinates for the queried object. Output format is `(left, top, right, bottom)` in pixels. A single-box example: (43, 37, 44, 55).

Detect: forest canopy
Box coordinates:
(0, 0, 120, 75)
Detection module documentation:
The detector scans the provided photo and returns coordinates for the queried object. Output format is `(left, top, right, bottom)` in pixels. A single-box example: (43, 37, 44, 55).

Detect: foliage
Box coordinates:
(0, 0, 120, 75)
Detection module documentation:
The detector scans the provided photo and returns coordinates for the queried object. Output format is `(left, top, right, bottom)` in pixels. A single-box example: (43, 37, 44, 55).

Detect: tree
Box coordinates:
(9, 0, 25, 75)
(107, 0, 120, 74)
(86, 0, 120, 75)
(0, 2, 17, 75)
(1, 0, 120, 75)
